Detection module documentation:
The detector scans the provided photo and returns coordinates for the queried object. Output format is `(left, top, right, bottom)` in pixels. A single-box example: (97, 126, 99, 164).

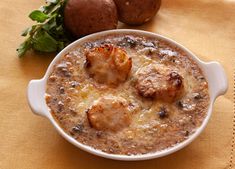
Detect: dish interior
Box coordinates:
(45, 33, 209, 155)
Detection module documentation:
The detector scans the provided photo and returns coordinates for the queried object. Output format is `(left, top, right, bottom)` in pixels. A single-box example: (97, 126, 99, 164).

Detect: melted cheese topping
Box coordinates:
(46, 34, 209, 155)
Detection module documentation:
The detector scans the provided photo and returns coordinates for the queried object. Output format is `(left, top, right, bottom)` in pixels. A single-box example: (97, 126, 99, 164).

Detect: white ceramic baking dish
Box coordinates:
(27, 29, 228, 161)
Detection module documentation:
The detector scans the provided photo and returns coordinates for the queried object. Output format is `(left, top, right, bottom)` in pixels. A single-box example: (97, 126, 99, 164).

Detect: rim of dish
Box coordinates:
(41, 29, 215, 160)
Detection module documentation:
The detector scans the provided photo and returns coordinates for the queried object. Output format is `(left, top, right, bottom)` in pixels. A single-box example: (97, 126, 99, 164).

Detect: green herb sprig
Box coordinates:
(17, 0, 71, 57)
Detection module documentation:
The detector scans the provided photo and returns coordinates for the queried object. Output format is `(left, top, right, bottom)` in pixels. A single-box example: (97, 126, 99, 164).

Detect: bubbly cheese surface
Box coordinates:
(46, 34, 209, 155)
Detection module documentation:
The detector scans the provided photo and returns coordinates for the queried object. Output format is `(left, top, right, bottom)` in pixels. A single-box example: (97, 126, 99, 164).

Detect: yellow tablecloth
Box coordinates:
(0, 0, 234, 168)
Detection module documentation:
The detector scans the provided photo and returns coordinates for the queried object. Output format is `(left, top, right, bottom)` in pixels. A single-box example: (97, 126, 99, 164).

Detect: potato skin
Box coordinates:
(114, 0, 161, 25)
(64, 0, 118, 38)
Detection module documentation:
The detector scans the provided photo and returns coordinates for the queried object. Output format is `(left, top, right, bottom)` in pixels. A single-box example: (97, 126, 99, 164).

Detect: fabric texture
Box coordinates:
(0, 0, 234, 168)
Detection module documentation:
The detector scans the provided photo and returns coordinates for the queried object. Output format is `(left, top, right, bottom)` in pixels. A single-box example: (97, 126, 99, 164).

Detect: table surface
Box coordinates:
(0, 0, 234, 169)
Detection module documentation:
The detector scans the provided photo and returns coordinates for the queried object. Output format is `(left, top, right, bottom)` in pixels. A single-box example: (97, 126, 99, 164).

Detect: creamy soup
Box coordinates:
(45, 33, 209, 155)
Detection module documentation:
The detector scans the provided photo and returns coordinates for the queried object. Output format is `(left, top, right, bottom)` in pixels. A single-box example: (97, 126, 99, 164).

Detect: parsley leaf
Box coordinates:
(16, 39, 32, 57)
(17, 0, 71, 57)
(32, 31, 58, 52)
(29, 10, 49, 23)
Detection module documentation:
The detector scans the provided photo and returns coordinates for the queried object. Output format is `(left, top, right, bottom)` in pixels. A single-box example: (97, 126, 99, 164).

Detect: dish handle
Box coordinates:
(203, 61, 228, 99)
(27, 79, 47, 117)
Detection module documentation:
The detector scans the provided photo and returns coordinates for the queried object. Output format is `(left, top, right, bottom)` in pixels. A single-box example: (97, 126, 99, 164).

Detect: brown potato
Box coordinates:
(64, 0, 118, 37)
(114, 0, 161, 25)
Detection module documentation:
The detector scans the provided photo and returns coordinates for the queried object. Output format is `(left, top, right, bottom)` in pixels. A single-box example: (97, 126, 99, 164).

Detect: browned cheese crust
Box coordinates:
(46, 34, 209, 155)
